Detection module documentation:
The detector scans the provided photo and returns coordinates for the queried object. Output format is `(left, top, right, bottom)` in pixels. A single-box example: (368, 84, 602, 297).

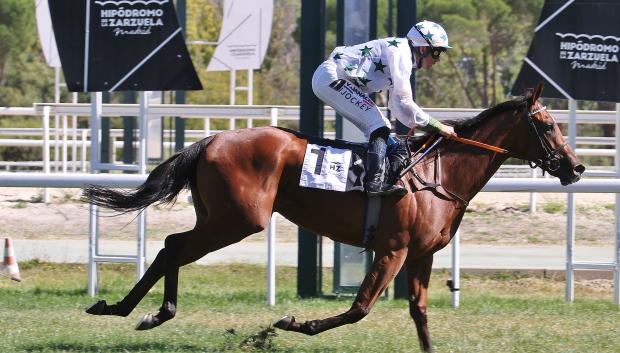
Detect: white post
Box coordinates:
(88, 201, 99, 296)
(72, 93, 78, 172)
(62, 115, 68, 173)
(203, 117, 210, 137)
(136, 91, 149, 280)
(230, 70, 236, 105)
(54, 114, 60, 172)
(229, 117, 236, 131)
(42, 106, 51, 203)
(270, 107, 278, 126)
(615, 103, 620, 305)
(111, 137, 117, 163)
(54, 67, 61, 173)
(565, 99, 577, 302)
(451, 229, 460, 308)
(247, 69, 253, 105)
(81, 129, 88, 172)
(267, 213, 276, 306)
(88, 92, 102, 297)
(529, 168, 537, 213)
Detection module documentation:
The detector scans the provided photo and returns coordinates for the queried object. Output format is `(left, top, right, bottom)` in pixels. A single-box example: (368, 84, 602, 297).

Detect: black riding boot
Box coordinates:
(365, 130, 407, 197)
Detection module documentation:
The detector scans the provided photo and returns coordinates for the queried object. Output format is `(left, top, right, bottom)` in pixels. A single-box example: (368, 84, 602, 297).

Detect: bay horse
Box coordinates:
(84, 84, 584, 352)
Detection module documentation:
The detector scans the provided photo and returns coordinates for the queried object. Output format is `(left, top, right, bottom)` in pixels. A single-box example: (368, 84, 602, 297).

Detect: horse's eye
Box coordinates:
(544, 123, 554, 132)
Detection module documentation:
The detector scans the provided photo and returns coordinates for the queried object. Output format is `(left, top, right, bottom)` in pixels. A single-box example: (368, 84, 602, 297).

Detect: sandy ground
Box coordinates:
(0, 187, 616, 246)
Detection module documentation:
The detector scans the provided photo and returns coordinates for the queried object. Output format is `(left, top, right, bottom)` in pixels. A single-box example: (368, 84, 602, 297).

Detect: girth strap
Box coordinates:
(408, 148, 469, 207)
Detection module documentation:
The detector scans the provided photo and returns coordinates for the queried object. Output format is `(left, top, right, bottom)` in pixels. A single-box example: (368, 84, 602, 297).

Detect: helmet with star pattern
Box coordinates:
(407, 20, 451, 50)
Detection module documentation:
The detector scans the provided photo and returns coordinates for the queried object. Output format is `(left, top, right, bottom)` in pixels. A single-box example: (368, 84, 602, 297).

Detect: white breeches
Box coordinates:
(312, 61, 391, 139)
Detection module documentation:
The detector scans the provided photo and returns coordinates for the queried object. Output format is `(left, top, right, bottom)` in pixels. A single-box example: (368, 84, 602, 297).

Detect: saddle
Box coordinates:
(283, 126, 427, 192)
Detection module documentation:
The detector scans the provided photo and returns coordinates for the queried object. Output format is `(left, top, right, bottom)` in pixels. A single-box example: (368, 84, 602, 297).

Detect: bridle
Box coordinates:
(438, 102, 568, 174)
(521, 104, 567, 173)
(398, 100, 570, 206)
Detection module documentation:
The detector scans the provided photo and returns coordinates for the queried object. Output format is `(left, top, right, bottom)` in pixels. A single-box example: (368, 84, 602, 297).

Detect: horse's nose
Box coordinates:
(574, 164, 585, 175)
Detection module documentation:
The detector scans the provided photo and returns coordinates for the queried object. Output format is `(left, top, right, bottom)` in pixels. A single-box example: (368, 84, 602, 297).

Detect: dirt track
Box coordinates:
(0, 187, 615, 246)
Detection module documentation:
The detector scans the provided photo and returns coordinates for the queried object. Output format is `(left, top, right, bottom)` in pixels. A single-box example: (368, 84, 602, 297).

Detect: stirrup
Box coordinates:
(366, 183, 407, 197)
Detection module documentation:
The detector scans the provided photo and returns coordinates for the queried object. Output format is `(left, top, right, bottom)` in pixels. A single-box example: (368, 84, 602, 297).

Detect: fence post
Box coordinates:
(54, 114, 60, 172)
(451, 229, 460, 308)
(565, 99, 577, 302)
(203, 117, 210, 137)
(60, 115, 67, 172)
(267, 213, 276, 306)
(42, 106, 51, 203)
(529, 168, 537, 213)
(72, 93, 78, 172)
(81, 130, 88, 172)
(270, 107, 278, 126)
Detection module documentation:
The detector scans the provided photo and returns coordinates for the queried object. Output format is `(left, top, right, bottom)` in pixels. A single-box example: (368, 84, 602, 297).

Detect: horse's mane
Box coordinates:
(444, 96, 528, 131)
(408, 94, 531, 146)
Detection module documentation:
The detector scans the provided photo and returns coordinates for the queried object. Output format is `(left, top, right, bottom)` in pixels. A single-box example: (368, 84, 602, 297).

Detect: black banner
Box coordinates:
(49, 0, 202, 92)
(512, 0, 620, 102)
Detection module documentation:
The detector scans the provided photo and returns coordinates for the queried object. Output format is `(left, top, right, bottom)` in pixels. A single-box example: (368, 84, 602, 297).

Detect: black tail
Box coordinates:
(83, 136, 214, 213)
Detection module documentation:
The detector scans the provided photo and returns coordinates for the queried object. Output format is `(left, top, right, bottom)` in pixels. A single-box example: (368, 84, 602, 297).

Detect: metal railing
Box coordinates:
(1, 104, 618, 173)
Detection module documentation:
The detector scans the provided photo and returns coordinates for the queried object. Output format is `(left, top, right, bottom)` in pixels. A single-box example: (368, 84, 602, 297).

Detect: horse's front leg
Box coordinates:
(275, 247, 407, 335)
(406, 254, 434, 352)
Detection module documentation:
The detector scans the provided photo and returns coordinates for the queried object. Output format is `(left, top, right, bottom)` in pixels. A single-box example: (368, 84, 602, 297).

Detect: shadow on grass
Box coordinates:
(21, 342, 209, 353)
(20, 328, 296, 353)
(31, 287, 89, 296)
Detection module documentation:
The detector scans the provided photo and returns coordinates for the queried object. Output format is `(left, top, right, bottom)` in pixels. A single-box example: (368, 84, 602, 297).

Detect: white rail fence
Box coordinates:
(0, 104, 618, 173)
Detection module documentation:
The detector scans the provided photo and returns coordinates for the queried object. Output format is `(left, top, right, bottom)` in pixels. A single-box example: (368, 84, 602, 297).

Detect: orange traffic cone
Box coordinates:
(3, 238, 21, 282)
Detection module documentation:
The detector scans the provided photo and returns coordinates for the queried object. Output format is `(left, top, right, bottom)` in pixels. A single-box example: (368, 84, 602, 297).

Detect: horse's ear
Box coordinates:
(530, 82, 544, 103)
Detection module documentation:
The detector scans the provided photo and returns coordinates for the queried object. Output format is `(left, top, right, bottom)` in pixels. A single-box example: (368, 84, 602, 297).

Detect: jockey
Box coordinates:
(312, 20, 457, 196)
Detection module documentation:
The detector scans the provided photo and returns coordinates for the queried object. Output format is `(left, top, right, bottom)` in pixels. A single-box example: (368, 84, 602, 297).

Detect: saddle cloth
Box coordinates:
(296, 132, 411, 192)
(299, 143, 365, 192)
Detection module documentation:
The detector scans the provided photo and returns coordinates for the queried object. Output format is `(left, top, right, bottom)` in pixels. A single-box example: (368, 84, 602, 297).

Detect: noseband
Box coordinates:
(523, 105, 567, 173)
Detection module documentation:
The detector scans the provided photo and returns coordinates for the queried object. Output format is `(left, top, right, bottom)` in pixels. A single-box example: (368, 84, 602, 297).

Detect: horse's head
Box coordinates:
(515, 83, 585, 185)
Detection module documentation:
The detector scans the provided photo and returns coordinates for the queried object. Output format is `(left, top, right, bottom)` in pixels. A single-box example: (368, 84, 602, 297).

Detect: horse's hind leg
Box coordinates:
(406, 255, 434, 352)
(86, 189, 214, 319)
(275, 247, 407, 335)
(134, 187, 274, 330)
(85, 229, 195, 317)
(133, 227, 212, 330)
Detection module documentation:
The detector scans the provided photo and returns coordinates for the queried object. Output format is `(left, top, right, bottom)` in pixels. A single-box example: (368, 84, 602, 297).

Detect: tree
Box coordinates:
(0, 1, 36, 84)
(0, 1, 55, 107)
(417, 0, 544, 108)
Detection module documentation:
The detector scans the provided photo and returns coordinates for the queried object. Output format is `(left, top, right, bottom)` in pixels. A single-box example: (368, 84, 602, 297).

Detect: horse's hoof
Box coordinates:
(274, 315, 295, 330)
(85, 300, 107, 315)
(135, 314, 156, 330)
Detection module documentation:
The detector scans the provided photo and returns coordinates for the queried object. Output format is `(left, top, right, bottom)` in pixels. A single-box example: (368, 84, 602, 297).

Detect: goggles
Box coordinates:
(430, 47, 445, 60)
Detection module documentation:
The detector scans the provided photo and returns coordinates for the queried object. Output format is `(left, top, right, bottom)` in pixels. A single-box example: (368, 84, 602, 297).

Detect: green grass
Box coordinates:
(542, 201, 566, 214)
(11, 201, 27, 209)
(1, 262, 619, 353)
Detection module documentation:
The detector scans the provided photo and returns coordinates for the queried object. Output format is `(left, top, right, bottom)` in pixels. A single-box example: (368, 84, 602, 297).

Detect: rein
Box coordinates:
(450, 136, 508, 154)
(446, 105, 565, 173)
(398, 103, 563, 206)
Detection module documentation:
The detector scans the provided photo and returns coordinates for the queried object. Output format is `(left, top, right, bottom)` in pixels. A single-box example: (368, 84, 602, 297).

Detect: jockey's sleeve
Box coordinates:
(385, 42, 431, 129)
